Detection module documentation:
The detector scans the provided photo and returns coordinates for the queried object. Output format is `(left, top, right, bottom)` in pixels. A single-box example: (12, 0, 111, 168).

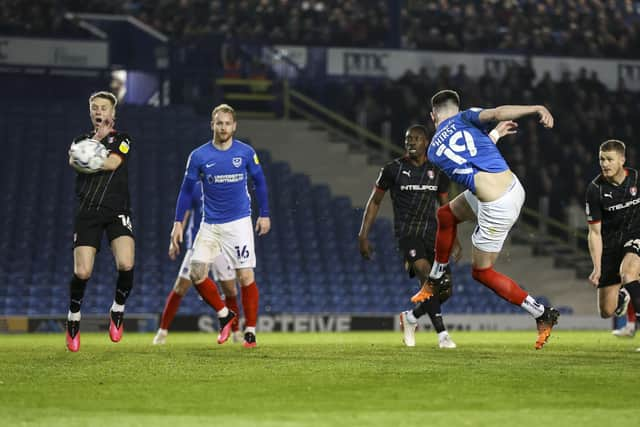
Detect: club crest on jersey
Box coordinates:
(119, 140, 130, 154)
(427, 170, 435, 180)
(631, 186, 637, 196)
(232, 157, 242, 168)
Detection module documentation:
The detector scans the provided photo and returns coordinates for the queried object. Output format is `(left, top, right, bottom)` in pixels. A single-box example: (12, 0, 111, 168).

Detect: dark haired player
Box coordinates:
(586, 139, 640, 351)
(65, 91, 135, 352)
(358, 122, 512, 348)
(425, 89, 560, 349)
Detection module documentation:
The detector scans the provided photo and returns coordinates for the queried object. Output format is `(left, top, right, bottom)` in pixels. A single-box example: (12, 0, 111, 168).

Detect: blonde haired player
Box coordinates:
(65, 91, 135, 352)
(171, 104, 270, 347)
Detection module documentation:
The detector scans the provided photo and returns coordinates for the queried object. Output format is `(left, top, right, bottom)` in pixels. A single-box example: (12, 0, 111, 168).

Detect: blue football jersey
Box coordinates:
(184, 181, 204, 249)
(184, 139, 263, 224)
(427, 109, 509, 194)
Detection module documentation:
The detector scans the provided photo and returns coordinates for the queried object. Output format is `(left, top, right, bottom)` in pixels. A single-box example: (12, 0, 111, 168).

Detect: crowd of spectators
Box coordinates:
(4, 1, 640, 57)
(1, 0, 391, 46)
(402, 0, 640, 58)
(312, 62, 640, 226)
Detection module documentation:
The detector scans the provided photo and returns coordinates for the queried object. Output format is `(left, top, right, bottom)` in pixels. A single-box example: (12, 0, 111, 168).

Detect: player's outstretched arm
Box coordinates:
(358, 187, 385, 260)
(587, 222, 603, 287)
(479, 105, 554, 128)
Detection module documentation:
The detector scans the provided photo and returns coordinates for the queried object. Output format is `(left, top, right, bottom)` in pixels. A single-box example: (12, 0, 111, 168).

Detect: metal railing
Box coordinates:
(283, 81, 404, 157)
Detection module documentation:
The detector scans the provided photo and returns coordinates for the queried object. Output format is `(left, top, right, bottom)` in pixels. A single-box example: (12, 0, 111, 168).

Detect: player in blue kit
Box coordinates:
(153, 181, 242, 345)
(171, 104, 270, 347)
(423, 90, 560, 349)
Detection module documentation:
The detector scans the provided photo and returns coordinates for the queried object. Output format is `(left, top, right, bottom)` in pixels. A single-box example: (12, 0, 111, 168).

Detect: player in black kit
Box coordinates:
(65, 91, 135, 352)
(358, 122, 514, 348)
(586, 140, 640, 345)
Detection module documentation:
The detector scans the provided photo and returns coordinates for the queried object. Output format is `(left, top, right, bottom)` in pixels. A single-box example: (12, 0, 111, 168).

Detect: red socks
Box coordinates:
(472, 266, 527, 305)
(195, 277, 226, 312)
(435, 204, 459, 264)
(629, 302, 637, 323)
(225, 294, 240, 332)
(159, 290, 183, 330)
(241, 282, 259, 328)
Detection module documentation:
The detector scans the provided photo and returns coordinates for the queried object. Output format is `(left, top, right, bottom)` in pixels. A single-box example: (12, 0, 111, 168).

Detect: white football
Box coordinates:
(69, 139, 108, 173)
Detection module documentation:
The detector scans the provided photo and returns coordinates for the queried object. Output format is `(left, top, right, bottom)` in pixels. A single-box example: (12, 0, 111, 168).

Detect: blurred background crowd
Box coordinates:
(3, 0, 639, 227)
(3, 0, 640, 57)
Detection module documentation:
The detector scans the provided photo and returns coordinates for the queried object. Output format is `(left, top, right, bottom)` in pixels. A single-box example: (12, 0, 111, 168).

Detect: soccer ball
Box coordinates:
(69, 139, 108, 173)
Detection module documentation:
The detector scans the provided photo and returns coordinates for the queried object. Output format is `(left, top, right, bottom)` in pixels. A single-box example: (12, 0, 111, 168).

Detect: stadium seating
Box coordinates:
(0, 102, 566, 317)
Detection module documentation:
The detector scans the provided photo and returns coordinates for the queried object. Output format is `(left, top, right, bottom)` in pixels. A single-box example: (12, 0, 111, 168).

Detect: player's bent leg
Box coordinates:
(238, 269, 259, 348)
(620, 252, 640, 323)
(597, 285, 623, 318)
(430, 194, 475, 283)
(73, 246, 97, 280)
(472, 248, 558, 349)
(449, 192, 477, 223)
(191, 262, 235, 344)
(67, 246, 97, 352)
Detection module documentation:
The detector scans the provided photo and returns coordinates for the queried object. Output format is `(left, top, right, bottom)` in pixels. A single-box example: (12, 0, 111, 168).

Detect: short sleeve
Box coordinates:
(375, 165, 394, 191)
(585, 183, 602, 223)
(437, 170, 450, 194)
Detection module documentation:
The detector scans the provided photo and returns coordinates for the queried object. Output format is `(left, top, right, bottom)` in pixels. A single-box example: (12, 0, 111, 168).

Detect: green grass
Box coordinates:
(0, 331, 638, 427)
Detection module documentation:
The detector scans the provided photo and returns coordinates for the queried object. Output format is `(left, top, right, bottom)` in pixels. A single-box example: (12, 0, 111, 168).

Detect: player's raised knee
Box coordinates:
(620, 273, 635, 285)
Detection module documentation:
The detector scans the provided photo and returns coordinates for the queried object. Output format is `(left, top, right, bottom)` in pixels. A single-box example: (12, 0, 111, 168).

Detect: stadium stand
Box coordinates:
(2, 1, 639, 55)
(0, 101, 559, 316)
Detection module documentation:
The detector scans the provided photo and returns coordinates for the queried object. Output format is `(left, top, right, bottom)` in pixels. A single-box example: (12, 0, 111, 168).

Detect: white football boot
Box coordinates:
(400, 311, 417, 347)
(152, 328, 168, 345)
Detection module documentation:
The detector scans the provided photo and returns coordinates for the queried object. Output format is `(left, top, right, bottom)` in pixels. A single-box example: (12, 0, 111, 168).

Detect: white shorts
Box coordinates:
(463, 175, 525, 253)
(191, 216, 256, 270)
(178, 249, 236, 281)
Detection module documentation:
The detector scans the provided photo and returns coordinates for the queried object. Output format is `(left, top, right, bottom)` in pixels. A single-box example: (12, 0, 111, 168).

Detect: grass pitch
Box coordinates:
(0, 331, 638, 427)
